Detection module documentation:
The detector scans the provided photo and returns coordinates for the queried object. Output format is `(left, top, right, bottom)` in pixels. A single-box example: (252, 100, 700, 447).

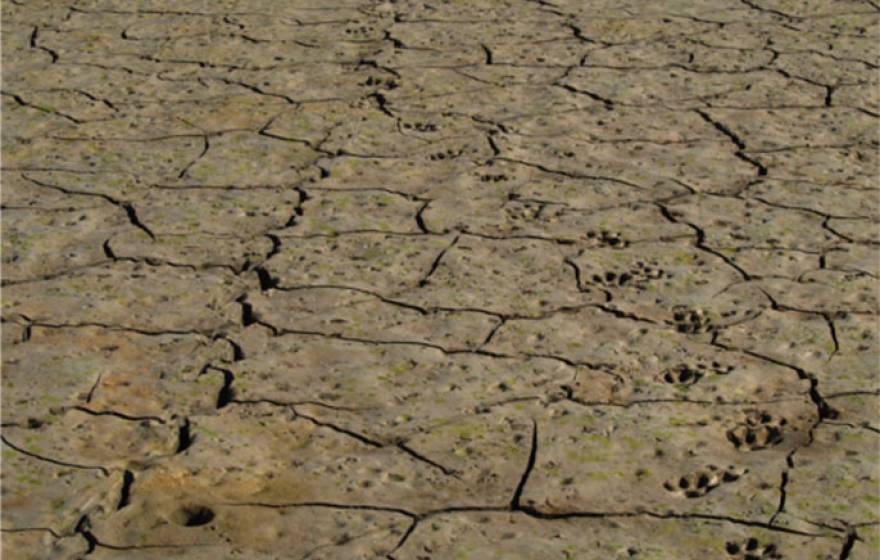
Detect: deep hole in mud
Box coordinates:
(173, 505, 215, 527)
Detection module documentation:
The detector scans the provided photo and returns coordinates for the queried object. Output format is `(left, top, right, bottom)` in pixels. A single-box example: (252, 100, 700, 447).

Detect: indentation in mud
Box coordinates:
(171, 505, 215, 527)
(661, 364, 703, 386)
(660, 360, 734, 386)
(725, 537, 780, 559)
(428, 148, 463, 161)
(663, 464, 746, 498)
(671, 307, 713, 334)
(726, 411, 787, 451)
(591, 260, 665, 288)
(585, 229, 627, 248)
(361, 76, 398, 90)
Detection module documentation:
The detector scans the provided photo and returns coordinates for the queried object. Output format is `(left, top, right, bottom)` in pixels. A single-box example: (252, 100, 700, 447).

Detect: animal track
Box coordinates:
(344, 24, 375, 37)
(402, 121, 438, 133)
(505, 201, 543, 221)
(660, 364, 702, 385)
(661, 360, 734, 385)
(361, 75, 398, 89)
(725, 537, 780, 559)
(671, 307, 713, 334)
(590, 260, 665, 288)
(553, 148, 576, 158)
(429, 148, 463, 161)
(726, 411, 786, 451)
(585, 230, 627, 248)
(663, 464, 746, 498)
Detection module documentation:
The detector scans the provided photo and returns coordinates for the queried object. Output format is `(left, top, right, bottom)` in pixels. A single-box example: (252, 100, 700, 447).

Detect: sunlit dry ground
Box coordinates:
(2, 0, 879, 558)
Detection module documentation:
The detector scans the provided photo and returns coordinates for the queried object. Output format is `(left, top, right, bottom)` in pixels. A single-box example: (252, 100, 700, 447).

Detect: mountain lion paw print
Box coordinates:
(660, 363, 703, 386)
(671, 307, 713, 334)
(585, 229, 627, 248)
(429, 148, 462, 161)
(725, 537, 780, 559)
(590, 259, 666, 289)
(663, 464, 746, 498)
(726, 410, 786, 451)
(660, 360, 734, 386)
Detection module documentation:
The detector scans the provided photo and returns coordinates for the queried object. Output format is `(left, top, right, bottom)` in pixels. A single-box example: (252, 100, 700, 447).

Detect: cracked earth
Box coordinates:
(1, 0, 879, 558)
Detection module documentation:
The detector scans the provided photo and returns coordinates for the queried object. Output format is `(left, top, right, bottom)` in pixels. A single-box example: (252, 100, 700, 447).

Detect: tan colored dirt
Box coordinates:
(2, 0, 878, 558)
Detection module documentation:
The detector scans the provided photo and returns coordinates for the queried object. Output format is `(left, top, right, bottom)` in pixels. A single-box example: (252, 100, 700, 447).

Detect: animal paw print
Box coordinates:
(661, 360, 734, 385)
(663, 464, 746, 498)
(591, 270, 632, 287)
(361, 75, 398, 89)
(553, 148, 575, 158)
(344, 24, 375, 37)
(672, 307, 713, 334)
(725, 537, 780, 559)
(660, 364, 703, 386)
(585, 230, 627, 248)
(727, 411, 786, 451)
(591, 262, 660, 287)
(402, 121, 437, 133)
(631, 261, 665, 281)
(505, 201, 543, 221)
(591, 260, 666, 289)
(429, 148, 462, 161)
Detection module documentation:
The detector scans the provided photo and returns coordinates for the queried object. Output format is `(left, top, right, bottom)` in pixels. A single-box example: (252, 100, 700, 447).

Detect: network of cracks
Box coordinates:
(1, 0, 878, 558)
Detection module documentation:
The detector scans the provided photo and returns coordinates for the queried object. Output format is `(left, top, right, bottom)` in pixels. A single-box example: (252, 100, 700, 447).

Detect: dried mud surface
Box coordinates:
(2, 0, 879, 558)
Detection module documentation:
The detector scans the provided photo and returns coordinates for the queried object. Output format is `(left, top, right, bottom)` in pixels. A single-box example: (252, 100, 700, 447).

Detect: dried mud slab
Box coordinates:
(400, 236, 602, 315)
(718, 307, 879, 393)
(3, 262, 246, 333)
(392, 511, 842, 560)
(521, 398, 817, 519)
(1, 172, 110, 210)
(135, 404, 502, 513)
(424, 198, 691, 243)
(562, 67, 826, 110)
(567, 240, 751, 323)
(229, 331, 567, 437)
(9, 170, 147, 203)
(667, 195, 838, 251)
(178, 132, 321, 186)
(3, 409, 179, 471)
(486, 305, 810, 402)
(2, 205, 125, 284)
(0, 531, 89, 560)
(106, 231, 273, 272)
(759, 273, 879, 314)
(291, 188, 424, 235)
(746, 179, 880, 219)
(1, 441, 120, 535)
(1, 326, 230, 424)
(496, 133, 758, 196)
(263, 233, 451, 295)
(87, 501, 408, 559)
(825, 392, 880, 431)
(4, 136, 206, 183)
(246, 288, 497, 350)
(129, 187, 303, 237)
(774, 423, 879, 531)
